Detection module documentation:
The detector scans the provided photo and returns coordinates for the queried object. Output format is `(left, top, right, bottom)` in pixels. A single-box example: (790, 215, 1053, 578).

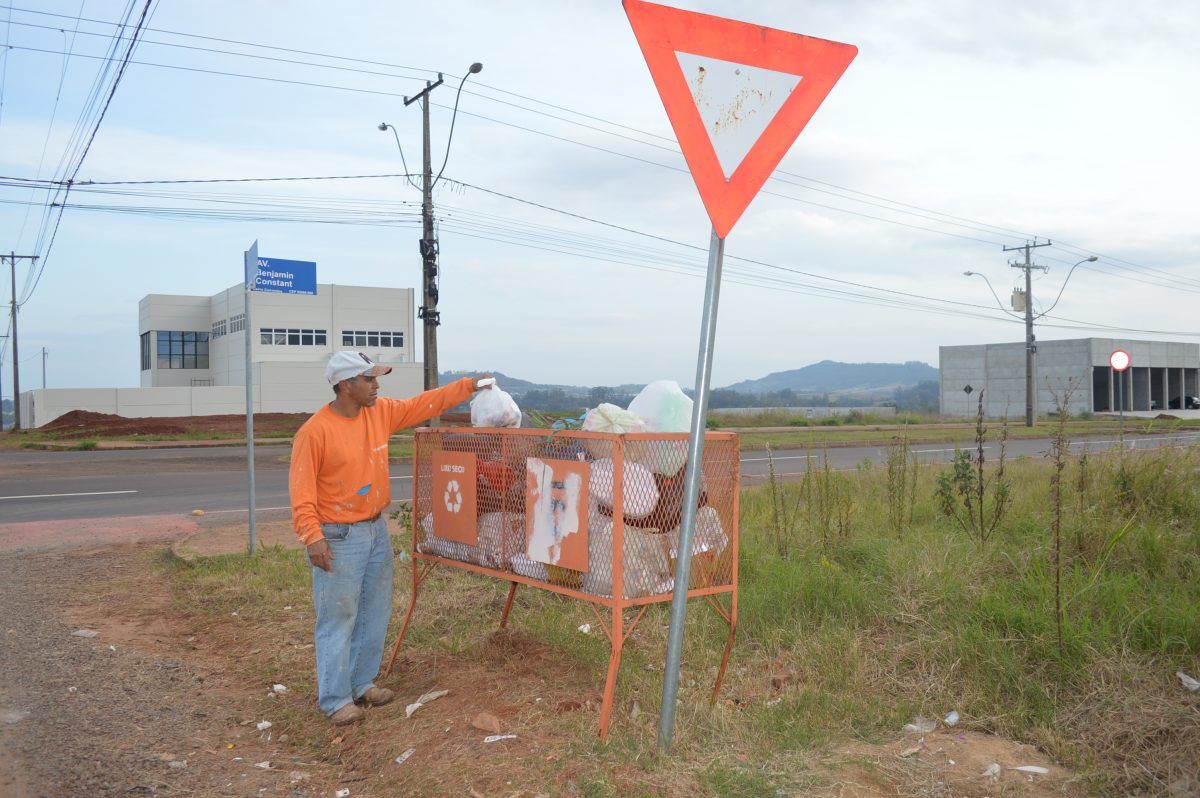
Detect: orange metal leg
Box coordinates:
(597, 605, 625, 738)
(384, 559, 435, 676)
(499, 581, 519, 628)
(711, 598, 737, 703)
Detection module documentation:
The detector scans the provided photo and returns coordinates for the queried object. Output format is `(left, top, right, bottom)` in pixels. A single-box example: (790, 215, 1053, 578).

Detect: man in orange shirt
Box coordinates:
(290, 351, 491, 725)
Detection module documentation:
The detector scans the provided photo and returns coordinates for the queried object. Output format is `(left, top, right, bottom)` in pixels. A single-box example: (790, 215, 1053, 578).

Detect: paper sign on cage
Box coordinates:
(432, 451, 477, 545)
(525, 458, 589, 572)
(623, 0, 857, 238)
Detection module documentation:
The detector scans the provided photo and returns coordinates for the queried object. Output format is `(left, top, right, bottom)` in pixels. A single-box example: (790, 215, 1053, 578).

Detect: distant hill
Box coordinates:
(720, 360, 938, 395)
(440, 370, 588, 397)
(441, 361, 938, 404)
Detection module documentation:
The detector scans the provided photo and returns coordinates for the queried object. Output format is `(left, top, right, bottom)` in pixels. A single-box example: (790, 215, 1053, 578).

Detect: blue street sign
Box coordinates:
(246, 256, 317, 295)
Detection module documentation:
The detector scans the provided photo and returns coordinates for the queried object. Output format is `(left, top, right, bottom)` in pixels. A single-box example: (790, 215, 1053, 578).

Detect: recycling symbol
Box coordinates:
(443, 479, 463, 514)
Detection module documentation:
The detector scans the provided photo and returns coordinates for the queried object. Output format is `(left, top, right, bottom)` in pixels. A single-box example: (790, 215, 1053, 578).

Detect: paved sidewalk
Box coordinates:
(0, 514, 202, 553)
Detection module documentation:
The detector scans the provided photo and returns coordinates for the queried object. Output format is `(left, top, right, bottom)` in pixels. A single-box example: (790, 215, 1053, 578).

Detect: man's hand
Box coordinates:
(474, 374, 495, 391)
(307, 539, 335, 572)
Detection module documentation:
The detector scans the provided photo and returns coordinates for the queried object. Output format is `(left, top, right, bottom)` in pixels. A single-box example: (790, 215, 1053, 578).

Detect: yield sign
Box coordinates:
(624, 0, 857, 238)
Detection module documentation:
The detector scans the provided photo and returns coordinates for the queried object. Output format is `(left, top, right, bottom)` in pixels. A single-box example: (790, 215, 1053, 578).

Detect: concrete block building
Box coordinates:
(940, 338, 1200, 418)
(19, 283, 424, 427)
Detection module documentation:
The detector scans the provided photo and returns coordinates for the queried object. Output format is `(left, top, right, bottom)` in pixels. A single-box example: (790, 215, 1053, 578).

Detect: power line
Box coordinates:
(13, 2, 87, 253)
(5, 4, 1194, 291)
(3, 178, 1191, 340)
(21, 0, 154, 306)
(7, 38, 1197, 295)
(0, 3, 12, 131)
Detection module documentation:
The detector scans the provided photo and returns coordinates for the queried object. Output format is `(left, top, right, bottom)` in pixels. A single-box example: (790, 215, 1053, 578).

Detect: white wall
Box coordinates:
(20, 386, 252, 428)
(21, 362, 430, 427)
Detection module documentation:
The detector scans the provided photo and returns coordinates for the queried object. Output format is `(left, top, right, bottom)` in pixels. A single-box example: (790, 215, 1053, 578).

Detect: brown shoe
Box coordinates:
(330, 703, 365, 726)
(356, 686, 396, 707)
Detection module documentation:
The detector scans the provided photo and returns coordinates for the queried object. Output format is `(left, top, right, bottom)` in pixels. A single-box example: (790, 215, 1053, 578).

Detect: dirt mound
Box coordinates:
(39, 409, 129, 432)
(34, 407, 471, 440)
(35, 410, 309, 439)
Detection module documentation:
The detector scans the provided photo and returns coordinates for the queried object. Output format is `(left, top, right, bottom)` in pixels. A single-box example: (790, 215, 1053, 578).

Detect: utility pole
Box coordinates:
(404, 76, 444, 392)
(1003, 239, 1051, 427)
(4, 252, 39, 430)
(391, 62, 482, 392)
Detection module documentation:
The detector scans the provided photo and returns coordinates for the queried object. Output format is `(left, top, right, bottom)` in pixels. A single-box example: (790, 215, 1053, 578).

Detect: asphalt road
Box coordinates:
(2, 431, 1199, 524)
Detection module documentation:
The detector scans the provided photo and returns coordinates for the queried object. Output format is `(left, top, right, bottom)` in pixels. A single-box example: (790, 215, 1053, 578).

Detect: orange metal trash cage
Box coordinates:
(384, 428, 740, 737)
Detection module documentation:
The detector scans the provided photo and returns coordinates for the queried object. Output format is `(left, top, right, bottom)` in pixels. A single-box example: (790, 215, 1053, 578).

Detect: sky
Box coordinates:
(0, 0, 1197, 397)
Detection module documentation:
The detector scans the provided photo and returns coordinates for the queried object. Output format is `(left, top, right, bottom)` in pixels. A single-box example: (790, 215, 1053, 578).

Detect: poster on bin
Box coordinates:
(432, 451, 478, 546)
(525, 458, 589, 572)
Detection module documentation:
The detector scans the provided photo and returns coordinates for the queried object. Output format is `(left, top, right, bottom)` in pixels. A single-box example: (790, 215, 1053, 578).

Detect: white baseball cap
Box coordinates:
(325, 351, 393, 385)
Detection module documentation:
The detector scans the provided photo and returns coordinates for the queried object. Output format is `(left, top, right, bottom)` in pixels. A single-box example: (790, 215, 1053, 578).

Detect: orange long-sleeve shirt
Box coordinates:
(289, 377, 477, 546)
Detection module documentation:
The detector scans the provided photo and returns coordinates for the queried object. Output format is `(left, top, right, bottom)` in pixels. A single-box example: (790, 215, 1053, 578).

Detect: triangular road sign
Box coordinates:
(624, 0, 857, 238)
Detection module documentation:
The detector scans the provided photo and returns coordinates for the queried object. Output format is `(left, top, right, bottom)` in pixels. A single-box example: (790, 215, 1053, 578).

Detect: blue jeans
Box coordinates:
(308, 516, 394, 716)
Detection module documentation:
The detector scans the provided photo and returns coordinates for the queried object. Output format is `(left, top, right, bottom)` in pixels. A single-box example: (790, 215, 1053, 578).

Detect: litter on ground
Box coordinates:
(405, 688, 449, 718)
(483, 734, 518, 743)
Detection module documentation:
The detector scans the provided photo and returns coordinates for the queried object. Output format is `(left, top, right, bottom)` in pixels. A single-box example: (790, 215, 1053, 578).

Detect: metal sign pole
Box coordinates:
(658, 228, 725, 751)
(244, 241, 258, 556)
(1119, 369, 1125, 448)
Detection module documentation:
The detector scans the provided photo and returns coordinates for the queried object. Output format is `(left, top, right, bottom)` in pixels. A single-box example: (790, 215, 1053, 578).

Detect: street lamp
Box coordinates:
(1038, 256, 1098, 318)
(965, 255, 1101, 426)
(378, 61, 484, 393)
(377, 122, 419, 189)
(963, 271, 1022, 319)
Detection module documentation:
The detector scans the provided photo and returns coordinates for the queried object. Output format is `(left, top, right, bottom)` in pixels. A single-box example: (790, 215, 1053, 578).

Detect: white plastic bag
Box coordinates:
(627, 380, 692, 432)
(580, 503, 671, 599)
(589, 458, 659, 519)
(626, 381, 692, 477)
(417, 513, 479, 563)
(582, 403, 646, 434)
(470, 383, 521, 428)
(666, 506, 729, 559)
(477, 512, 524, 569)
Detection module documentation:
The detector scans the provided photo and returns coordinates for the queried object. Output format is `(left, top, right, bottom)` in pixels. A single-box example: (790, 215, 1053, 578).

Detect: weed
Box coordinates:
(933, 391, 1010, 544)
(73, 439, 98, 451)
(799, 448, 855, 548)
(884, 426, 918, 535)
(763, 444, 806, 559)
(1048, 387, 1074, 657)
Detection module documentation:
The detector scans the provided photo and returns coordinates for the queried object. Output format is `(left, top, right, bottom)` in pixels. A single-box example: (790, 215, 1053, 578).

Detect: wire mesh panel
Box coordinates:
(397, 427, 740, 737)
(412, 429, 738, 604)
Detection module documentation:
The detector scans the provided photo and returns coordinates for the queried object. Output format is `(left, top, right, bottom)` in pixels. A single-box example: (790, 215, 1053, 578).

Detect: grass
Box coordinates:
(5, 416, 1199, 458)
(155, 442, 1200, 796)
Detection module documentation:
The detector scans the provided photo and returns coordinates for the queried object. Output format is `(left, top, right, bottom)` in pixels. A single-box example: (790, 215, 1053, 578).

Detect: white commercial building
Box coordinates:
(19, 283, 424, 427)
(940, 338, 1200, 418)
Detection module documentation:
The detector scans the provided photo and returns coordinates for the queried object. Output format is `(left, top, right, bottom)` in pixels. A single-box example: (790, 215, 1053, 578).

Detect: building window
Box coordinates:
(340, 330, 405, 348)
(229, 313, 246, 333)
(140, 332, 150, 371)
(211, 319, 227, 339)
(259, 327, 327, 346)
(155, 331, 209, 369)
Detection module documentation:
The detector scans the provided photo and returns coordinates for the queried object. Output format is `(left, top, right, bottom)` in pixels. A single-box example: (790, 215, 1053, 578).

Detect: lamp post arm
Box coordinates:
(964, 271, 1024, 319)
(1036, 257, 1097, 319)
(433, 65, 481, 187)
(379, 123, 421, 190)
